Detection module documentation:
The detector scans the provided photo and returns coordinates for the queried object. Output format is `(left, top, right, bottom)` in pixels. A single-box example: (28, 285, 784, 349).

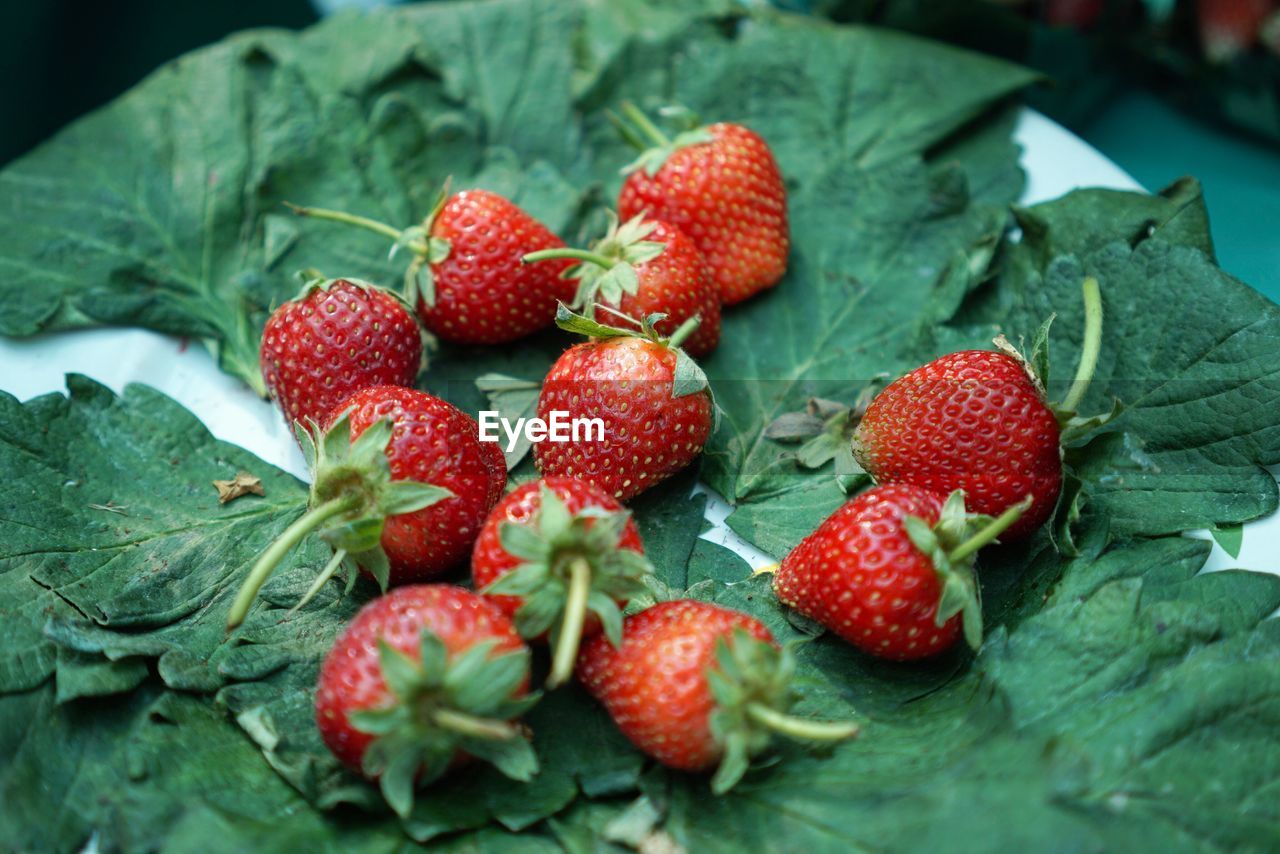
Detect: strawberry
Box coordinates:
(523, 213, 721, 357)
(227, 385, 506, 628)
(472, 477, 653, 687)
(533, 307, 714, 501)
(259, 277, 422, 427)
(852, 277, 1107, 540)
(577, 600, 858, 792)
(288, 189, 574, 344)
(774, 484, 1025, 660)
(614, 103, 788, 305)
(316, 584, 538, 817)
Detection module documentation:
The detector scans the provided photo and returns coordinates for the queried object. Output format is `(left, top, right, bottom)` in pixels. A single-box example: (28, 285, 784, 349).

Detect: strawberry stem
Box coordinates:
(745, 702, 861, 742)
(523, 248, 617, 270)
(620, 101, 672, 148)
(666, 315, 701, 350)
(432, 708, 521, 741)
(227, 496, 359, 629)
(284, 203, 426, 254)
(1060, 276, 1103, 414)
(547, 556, 593, 689)
(286, 548, 348, 617)
(946, 497, 1030, 564)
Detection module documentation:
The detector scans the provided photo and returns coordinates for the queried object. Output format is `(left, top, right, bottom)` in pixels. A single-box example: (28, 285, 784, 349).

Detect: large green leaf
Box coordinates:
(0, 376, 650, 843)
(728, 178, 1280, 555)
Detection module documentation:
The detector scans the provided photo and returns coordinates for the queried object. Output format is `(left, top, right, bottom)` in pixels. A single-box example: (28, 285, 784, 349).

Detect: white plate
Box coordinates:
(2, 109, 1276, 577)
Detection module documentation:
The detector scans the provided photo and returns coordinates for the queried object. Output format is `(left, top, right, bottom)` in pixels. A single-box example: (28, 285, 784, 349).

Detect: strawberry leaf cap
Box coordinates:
(901, 490, 1032, 651)
(349, 630, 540, 818)
(705, 629, 860, 793)
(483, 483, 655, 688)
(553, 303, 711, 401)
(226, 413, 451, 629)
(523, 212, 668, 320)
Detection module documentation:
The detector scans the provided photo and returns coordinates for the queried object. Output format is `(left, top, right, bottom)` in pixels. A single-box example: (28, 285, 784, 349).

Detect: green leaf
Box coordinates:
(376, 640, 422, 700)
(971, 182, 1280, 537)
(1211, 524, 1245, 559)
(0, 376, 320, 696)
(475, 373, 542, 470)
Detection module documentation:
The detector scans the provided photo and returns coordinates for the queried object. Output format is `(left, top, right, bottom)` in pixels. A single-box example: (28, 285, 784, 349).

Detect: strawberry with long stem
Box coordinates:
(577, 600, 859, 792)
(227, 386, 506, 629)
(472, 477, 654, 688)
(316, 584, 538, 817)
(287, 187, 573, 344)
(852, 277, 1107, 540)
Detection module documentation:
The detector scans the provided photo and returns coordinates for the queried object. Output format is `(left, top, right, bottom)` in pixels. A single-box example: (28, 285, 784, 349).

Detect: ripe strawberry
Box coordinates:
(852, 277, 1107, 540)
(524, 214, 721, 357)
(533, 307, 713, 501)
(316, 584, 538, 817)
(853, 350, 1060, 539)
(259, 277, 422, 427)
(228, 386, 506, 628)
(577, 600, 858, 792)
(615, 104, 788, 305)
(472, 477, 653, 687)
(289, 189, 574, 343)
(774, 485, 1025, 660)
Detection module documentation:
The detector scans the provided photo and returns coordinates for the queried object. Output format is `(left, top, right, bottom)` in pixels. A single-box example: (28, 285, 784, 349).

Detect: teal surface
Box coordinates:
(1082, 90, 1280, 302)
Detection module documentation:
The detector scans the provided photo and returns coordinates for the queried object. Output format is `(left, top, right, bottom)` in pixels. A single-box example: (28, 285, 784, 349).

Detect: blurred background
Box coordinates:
(1, 0, 1275, 298)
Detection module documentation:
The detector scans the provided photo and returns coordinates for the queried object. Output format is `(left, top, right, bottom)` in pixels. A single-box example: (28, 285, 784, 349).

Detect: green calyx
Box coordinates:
(994, 276, 1116, 444)
(901, 491, 1031, 651)
(553, 303, 710, 400)
(482, 484, 655, 689)
(524, 212, 668, 320)
(349, 630, 540, 818)
(705, 629, 861, 794)
(610, 101, 715, 177)
(285, 184, 452, 310)
(226, 413, 452, 629)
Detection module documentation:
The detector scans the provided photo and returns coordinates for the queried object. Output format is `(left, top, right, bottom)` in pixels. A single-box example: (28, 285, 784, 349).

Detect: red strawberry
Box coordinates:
(852, 277, 1107, 540)
(533, 307, 713, 501)
(228, 385, 506, 628)
(577, 600, 858, 792)
(289, 189, 574, 344)
(853, 350, 1060, 539)
(524, 214, 722, 357)
(774, 484, 1025, 660)
(316, 584, 537, 817)
(472, 476, 652, 687)
(615, 104, 788, 305)
(259, 277, 422, 427)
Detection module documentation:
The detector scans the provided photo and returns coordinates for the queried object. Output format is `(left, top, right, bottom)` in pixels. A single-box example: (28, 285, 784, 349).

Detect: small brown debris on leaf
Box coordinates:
(213, 471, 265, 504)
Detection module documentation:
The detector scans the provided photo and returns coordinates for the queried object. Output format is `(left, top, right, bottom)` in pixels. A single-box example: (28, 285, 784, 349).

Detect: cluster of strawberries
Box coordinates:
(236, 106, 856, 811)
(233, 100, 1103, 810)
